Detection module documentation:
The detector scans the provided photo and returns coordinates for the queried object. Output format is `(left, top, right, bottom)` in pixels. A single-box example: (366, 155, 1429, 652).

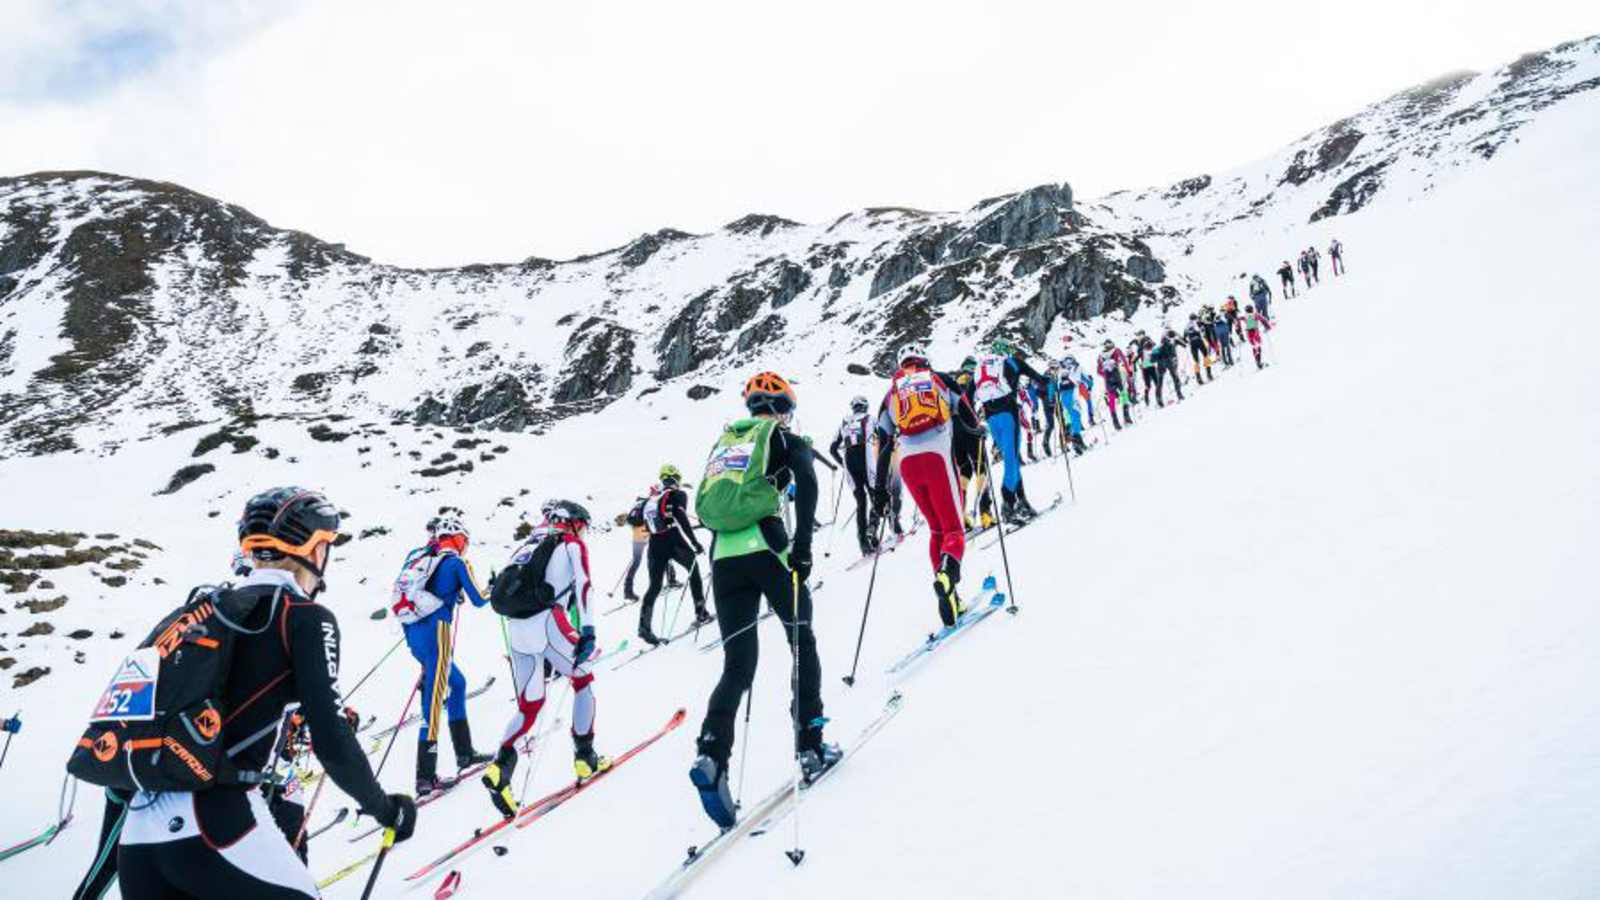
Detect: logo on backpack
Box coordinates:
(890, 369, 951, 435)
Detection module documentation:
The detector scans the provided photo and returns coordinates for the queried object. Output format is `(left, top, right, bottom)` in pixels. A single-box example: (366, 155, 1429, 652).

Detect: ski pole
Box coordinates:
(293, 769, 327, 851)
(517, 678, 571, 803)
(359, 829, 396, 900)
(735, 688, 754, 807)
(983, 450, 1020, 614)
(662, 556, 702, 639)
(786, 569, 805, 867)
(841, 511, 890, 687)
(359, 679, 420, 825)
(344, 636, 405, 704)
(1055, 398, 1077, 503)
(0, 711, 18, 771)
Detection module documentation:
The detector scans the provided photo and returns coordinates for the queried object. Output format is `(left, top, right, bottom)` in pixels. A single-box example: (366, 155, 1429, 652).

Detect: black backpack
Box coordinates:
(67, 584, 277, 793)
(626, 497, 648, 528)
(491, 533, 561, 619)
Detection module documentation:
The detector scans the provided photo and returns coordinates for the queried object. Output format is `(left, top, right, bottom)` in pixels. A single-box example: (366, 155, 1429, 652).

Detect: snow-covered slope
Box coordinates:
(2, 33, 1598, 900)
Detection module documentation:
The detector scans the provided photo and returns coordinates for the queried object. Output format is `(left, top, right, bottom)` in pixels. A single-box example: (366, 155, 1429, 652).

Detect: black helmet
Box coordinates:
(238, 487, 344, 586)
(547, 500, 592, 529)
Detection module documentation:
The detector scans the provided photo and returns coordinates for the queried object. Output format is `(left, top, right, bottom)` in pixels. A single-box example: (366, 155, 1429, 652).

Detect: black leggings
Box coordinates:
(845, 449, 870, 548)
(699, 551, 823, 765)
(639, 534, 705, 631)
(1156, 360, 1183, 402)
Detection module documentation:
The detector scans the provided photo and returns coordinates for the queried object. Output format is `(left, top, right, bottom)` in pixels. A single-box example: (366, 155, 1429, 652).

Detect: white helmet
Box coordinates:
(898, 344, 928, 366)
(430, 514, 469, 540)
(850, 395, 869, 412)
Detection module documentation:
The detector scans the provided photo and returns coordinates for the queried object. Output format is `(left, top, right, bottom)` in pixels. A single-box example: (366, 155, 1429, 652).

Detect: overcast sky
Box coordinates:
(1, 1, 1593, 267)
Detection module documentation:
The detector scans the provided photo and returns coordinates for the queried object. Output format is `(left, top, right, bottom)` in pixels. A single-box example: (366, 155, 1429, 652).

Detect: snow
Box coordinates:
(3, 45, 1599, 900)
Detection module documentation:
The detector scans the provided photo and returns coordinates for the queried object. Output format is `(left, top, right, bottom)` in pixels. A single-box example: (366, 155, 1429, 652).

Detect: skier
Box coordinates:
(1249, 273, 1273, 321)
(827, 396, 877, 556)
(1056, 359, 1089, 455)
(1184, 315, 1211, 384)
(1153, 329, 1185, 405)
(1329, 238, 1345, 275)
(872, 345, 983, 625)
(622, 488, 654, 600)
(690, 371, 835, 827)
(84, 488, 413, 899)
(1038, 366, 1061, 456)
(637, 464, 712, 646)
(1298, 249, 1312, 290)
(1278, 259, 1297, 298)
(391, 514, 493, 796)
(481, 500, 609, 818)
(1122, 338, 1143, 407)
(972, 338, 1048, 521)
(1221, 296, 1244, 342)
(1019, 383, 1040, 463)
(1307, 245, 1321, 283)
(950, 358, 994, 530)
(1097, 340, 1133, 430)
(1135, 332, 1160, 403)
(1211, 309, 1235, 367)
(1243, 305, 1269, 369)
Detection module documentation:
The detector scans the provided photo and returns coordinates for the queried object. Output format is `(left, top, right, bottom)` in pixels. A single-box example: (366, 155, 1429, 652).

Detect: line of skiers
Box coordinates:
(1275, 239, 1345, 298)
(63, 278, 1314, 896)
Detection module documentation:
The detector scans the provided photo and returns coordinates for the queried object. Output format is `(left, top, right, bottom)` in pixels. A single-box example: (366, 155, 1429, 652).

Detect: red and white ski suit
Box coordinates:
(499, 527, 597, 748)
(873, 367, 968, 571)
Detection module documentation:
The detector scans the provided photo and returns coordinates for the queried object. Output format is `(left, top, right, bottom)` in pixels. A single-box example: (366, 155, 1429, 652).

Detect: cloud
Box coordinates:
(0, 0, 1594, 267)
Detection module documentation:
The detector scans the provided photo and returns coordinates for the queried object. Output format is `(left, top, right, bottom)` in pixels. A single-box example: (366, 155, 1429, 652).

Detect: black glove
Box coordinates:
(790, 548, 813, 583)
(376, 793, 417, 843)
(573, 626, 597, 666)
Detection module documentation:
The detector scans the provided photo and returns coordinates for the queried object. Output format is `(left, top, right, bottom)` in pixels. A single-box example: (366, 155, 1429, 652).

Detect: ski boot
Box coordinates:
(623, 588, 639, 601)
(933, 555, 964, 627)
(693, 606, 715, 628)
(481, 744, 519, 819)
(450, 718, 493, 772)
(415, 739, 449, 798)
(798, 742, 844, 784)
(689, 753, 737, 829)
(573, 733, 612, 782)
(978, 509, 996, 530)
(638, 625, 663, 647)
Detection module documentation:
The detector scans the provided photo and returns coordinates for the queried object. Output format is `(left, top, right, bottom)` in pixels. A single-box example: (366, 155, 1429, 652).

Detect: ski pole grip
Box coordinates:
(382, 827, 397, 849)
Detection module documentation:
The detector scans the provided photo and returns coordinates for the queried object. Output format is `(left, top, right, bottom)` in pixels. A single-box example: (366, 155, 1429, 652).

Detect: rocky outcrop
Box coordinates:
(655, 293, 716, 380)
(949, 183, 1073, 260)
(413, 372, 541, 431)
(725, 214, 800, 237)
(1310, 161, 1390, 222)
(1163, 175, 1212, 200)
(1282, 130, 1365, 186)
(617, 229, 693, 268)
(735, 314, 786, 353)
(554, 318, 635, 403)
(1125, 254, 1166, 283)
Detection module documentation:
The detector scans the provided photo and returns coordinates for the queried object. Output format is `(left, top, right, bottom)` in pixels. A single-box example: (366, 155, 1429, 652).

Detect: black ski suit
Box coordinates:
(638, 486, 707, 637)
(1154, 335, 1184, 404)
(78, 570, 403, 900)
(699, 424, 824, 767)
(829, 411, 874, 553)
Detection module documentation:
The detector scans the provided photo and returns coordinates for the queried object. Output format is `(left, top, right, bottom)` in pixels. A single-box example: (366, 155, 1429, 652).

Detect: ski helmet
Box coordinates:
(539, 498, 558, 519)
(1102, 339, 1114, 350)
(238, 487, 343, 586)
(430, 514, 470, 552)
(960, 355, 977, 373)
(660, 463, 682, 485)
(547, 500, 591, 531)
(850, 395, 869, 413)
(743, 371, 797, 415)
(991, 337, 1012, 356)
(898, 344, 928, 367)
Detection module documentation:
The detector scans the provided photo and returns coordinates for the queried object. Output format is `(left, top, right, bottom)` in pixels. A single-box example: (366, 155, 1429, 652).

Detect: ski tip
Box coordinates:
(990, 593, 1006, 607)
(981, 574, 997, 591)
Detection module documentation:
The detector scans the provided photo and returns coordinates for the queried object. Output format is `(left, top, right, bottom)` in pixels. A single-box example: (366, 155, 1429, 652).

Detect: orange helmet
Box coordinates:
(743, 371, 797, 415)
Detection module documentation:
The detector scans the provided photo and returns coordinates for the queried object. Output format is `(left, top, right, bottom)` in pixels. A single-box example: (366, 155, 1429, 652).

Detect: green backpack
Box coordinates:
(696, 417, 782, 533)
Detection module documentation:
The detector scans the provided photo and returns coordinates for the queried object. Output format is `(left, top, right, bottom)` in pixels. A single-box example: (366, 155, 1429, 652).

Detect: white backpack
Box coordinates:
(389, 547, 451, 625)
(973, 355, 1010, 404)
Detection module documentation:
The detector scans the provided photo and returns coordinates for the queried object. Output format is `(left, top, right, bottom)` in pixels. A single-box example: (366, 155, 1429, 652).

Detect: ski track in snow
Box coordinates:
(3, 57, 1600, 900)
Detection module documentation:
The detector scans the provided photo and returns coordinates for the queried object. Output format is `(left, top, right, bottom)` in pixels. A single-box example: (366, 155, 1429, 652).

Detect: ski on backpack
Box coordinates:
(403, 708, 687, 884)
(646, 692, 905, 899)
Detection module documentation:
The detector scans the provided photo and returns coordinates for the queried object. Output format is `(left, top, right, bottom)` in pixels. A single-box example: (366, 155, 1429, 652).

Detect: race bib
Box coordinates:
(706, 442, 754, 478)
(91, 647, 160, 722)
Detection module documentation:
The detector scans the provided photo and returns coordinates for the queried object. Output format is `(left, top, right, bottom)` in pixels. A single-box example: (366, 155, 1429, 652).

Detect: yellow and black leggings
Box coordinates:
(404, 615, 468, 742)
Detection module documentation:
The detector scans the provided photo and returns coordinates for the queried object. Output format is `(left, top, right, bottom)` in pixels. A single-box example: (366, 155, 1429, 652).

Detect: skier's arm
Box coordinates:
(453, 556, 489, 608)
(775, 429, 819, 561)
(565, 538, 592, 625)
(287, 603, 393, 819)
(828, 428, 845, 464)
(669, 491, 702, 553)
(870, 406, 896, 498)
(1010, 355, 1047, 385)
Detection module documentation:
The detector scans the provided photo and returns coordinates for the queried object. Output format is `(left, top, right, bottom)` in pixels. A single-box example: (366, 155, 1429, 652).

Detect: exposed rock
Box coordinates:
(12, 665, 49, 687)
(156, 463, 215, 495)
(1125, 255, 1166, 283)
(308, 423, 352, 442)
(735, 314, 787, 353)
(725, 214, 801, 237)
(555, 318, 635, 403)
(20, 621, 53, 637)
(949, 183, 1072, 260)
(67, 628, 93, 639)
(414, 373, 540, 432)
(654, 293, 717, 380)
(291, 371, 330, 394)
(358, 526, 390, 540)
(101, 575, 128, 587)
(0, 530, 84, 550)
(686, 385, 720, 400)
(1282, 130, 1365, 186)
(17, 596, 67, 614)
(617, 229, 692, 268)
(512, 521, 534, 542)
(1311, 161, 1390, 222)
(1163, 175, 1212, 200)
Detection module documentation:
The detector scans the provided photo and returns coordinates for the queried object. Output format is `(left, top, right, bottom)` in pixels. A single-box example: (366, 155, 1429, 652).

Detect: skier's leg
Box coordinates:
(637, 538, 669, 639)
(698, 558, 761, 768)
(762, 556, 823, 752)
(624, 535, 645, 598)
(72, 792, 128, 900)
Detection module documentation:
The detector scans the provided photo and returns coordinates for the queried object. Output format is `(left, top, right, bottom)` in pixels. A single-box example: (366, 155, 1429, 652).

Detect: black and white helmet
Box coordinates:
(546, 500, 591, 528)
(429, 514, 469, 540)
(898, 344, 928, 366)
(850, 395, 869, 413)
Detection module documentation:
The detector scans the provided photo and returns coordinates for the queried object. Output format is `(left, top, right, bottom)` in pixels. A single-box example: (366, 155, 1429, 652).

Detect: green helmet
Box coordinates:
(660, 463, 682, 484)
(960, 355, 977, 372)
(990, 338, 1012, 356)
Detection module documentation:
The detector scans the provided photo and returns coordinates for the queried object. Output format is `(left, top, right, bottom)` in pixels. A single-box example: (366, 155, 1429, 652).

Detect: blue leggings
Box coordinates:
(986, 411, 1023, 492)
(405, 617, 468, 742)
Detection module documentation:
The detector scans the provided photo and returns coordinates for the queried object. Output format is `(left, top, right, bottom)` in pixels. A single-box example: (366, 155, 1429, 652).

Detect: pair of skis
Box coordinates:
(975, 493, 1064, 549)
(886, 576, 1005, 676)
(644, 691, 906, 899)
(364, 676, 498, 752)
(400, 708, 687, 884)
